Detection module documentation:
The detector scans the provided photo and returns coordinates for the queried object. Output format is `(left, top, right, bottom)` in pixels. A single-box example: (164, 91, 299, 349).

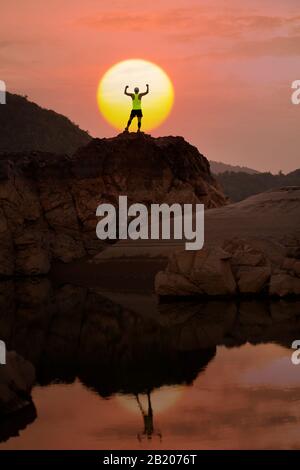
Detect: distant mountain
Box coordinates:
(0, 92, 92, 154)
(217, 170, 300, 202)
(209, 160, 259, 175)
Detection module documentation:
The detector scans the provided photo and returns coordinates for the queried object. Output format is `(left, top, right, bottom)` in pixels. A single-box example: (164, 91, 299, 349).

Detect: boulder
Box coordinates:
(190, 248, 236, 295)
(156, 247, 236, 296)
(282, 257, 300, 276)
(155, 271, 200, 296)
(156, 235, 300, 298)
(269, 273, 300, 297)
(236, 266, 271, 294)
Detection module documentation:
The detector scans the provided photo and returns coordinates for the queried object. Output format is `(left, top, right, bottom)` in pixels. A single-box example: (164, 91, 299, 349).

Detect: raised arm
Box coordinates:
(139, 84, 149, 97)
(124, 85, 133, 97)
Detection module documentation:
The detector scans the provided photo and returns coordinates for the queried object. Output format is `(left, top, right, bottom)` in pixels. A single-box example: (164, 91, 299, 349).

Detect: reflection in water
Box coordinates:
(136, 392, 161, 442)
(0, 278, 300, 446)
(116, 384, 184, 444)
(0, 403, 36, 444)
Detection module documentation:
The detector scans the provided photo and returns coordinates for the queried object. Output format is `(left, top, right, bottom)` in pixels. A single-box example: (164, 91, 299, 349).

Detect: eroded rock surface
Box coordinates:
(155, 188, 300, 298)
(156, 236, 300, 298)
(0, 134, 226, 276)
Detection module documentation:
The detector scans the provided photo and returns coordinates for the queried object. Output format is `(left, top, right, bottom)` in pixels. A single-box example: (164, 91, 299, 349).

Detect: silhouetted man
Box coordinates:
(124, 84, 149, 132)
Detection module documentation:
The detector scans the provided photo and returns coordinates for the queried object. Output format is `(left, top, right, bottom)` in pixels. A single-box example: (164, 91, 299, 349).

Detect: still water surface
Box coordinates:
(0, 279, 300, 449)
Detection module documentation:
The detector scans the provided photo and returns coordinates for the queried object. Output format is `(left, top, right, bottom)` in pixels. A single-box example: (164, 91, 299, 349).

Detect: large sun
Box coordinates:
(97, 59, 174, 132)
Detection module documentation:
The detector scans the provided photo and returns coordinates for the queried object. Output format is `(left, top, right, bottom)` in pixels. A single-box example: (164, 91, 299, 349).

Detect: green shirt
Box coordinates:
(132, 93, 142, 110)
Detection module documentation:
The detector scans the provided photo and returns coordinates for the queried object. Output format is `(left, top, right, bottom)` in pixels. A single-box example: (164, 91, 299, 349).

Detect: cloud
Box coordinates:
(169, 14, 300, 43)
(78, 8, 300, 40)
(78, 8, 195, 33)
(0, 40, 20, 49)
(198, 35, 300, 59)
(233, 34, 300, 57)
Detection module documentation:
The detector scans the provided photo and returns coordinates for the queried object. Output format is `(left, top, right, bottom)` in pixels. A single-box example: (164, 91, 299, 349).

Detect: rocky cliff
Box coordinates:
(0, 133, 226, 276)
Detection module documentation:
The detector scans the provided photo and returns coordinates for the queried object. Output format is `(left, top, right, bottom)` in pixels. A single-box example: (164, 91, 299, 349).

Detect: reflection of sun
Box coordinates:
(115, 386, 185, 415)
(97, 59, 174, 131)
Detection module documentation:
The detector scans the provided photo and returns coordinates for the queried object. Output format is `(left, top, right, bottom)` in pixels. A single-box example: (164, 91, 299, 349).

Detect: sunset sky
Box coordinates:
(1, 0, 300, 173)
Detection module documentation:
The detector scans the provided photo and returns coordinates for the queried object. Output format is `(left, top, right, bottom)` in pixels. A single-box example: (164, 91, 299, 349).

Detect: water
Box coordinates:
(0, 278, 300, 449)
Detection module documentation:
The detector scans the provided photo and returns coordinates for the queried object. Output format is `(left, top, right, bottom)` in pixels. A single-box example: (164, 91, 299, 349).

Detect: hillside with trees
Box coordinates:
(217, 169, 300, 202)
(0, 92, 91, 154)
(209, 160, 259, 174)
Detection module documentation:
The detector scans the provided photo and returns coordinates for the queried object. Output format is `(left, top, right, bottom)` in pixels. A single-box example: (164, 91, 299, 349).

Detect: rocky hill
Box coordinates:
(0, 133, 226, 277)
(210, 161, 259, 175)
(0, 92, 91, 154)
(217, 169, 300, 202)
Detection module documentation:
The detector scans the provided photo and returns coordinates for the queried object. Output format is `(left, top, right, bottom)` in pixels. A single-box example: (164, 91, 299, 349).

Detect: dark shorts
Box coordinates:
(130, 109, 143, 118)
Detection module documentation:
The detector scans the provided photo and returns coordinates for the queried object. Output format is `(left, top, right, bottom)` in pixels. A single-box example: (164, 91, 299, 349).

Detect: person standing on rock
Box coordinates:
(124, 84, 149, 132)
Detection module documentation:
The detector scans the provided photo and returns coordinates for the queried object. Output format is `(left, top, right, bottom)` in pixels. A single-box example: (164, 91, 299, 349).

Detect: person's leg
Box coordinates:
(125, 112, 134, 131)
(125, 117, 132, 131)
(137, 117, 142, 132)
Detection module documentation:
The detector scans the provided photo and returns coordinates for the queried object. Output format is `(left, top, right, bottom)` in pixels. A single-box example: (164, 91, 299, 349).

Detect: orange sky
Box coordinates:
(1, 0, 300, 172)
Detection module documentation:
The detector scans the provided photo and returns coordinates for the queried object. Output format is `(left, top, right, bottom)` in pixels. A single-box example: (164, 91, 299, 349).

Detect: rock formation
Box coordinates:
(0, 133, 226, 276)
(155, 237, 300, 297)
(155, 188, 300, 298)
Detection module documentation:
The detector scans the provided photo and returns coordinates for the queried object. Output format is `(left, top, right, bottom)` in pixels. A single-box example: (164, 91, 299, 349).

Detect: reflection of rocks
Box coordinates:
(80, 347, 215, 397)
(156, 236, 300, 298)
(0, 403, 36, 443)
(1, 272, 299, 443)
(0, 280, 217, 393)
(223, 299, 300, 348)
(0, 134, 225, 276)
(1, 279, 300, 397)
(158, 301, 237, 350)
(79, 295, 216, 395)
(0, 351, 35, 415)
